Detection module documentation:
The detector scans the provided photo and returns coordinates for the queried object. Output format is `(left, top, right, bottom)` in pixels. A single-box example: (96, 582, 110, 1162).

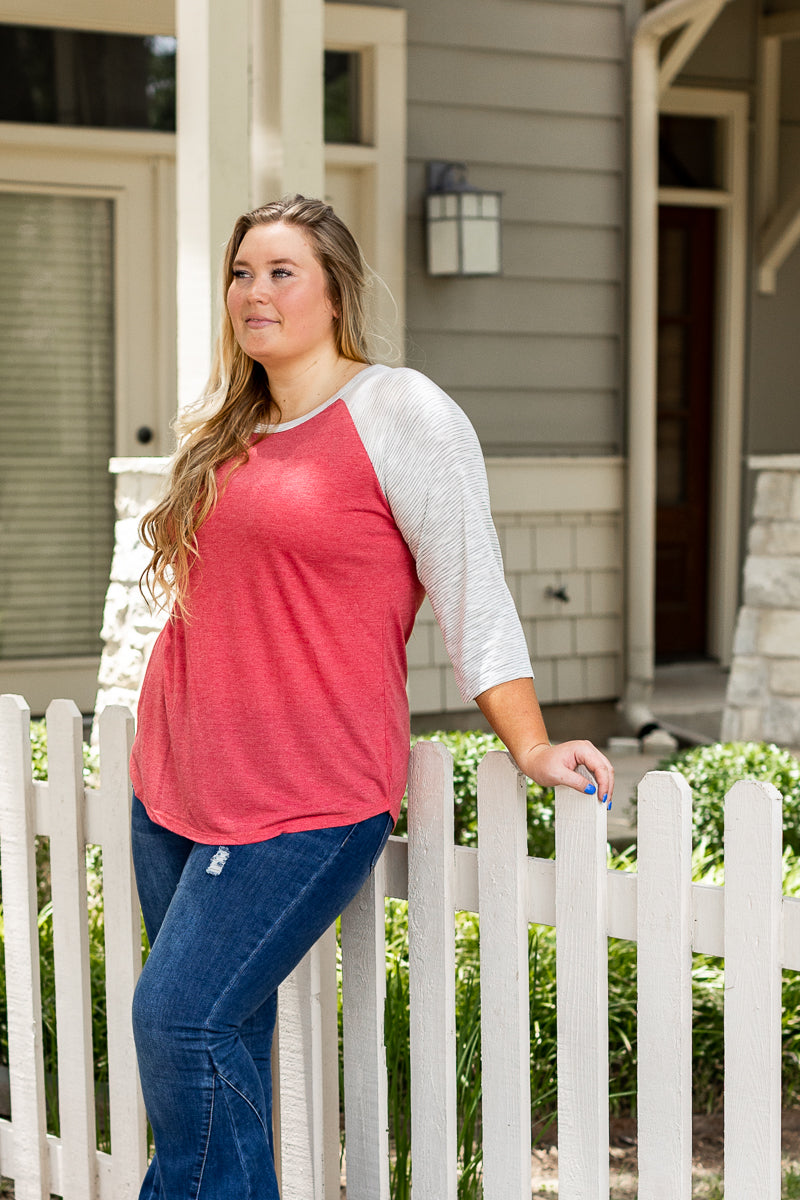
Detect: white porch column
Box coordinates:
(176, 0, 325, 410)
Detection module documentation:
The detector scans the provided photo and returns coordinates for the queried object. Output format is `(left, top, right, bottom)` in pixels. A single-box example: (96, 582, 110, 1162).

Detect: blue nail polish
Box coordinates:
(607, 799, 612, 812)
(603, 793, 608, 803)
(584, 784, 596, 795)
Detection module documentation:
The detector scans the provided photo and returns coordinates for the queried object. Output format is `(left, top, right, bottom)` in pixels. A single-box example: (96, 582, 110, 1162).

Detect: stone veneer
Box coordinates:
(722, 456, 800, 747)
(93, 459, 169, 733)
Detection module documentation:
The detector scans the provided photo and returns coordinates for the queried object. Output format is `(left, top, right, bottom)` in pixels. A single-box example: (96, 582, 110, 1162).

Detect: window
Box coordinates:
(0, 192, 115, 659)
(324, 50, 362, 144)
(658, 115, 721, 189)
(0, 25, 176, 132)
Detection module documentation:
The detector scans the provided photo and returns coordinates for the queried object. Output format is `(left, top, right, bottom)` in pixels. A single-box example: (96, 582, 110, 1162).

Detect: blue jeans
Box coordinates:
(131, 794, 393, 1200)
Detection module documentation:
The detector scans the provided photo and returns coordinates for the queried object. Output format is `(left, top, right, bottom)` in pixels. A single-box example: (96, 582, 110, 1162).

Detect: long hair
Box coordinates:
(139, 196, 370, 617)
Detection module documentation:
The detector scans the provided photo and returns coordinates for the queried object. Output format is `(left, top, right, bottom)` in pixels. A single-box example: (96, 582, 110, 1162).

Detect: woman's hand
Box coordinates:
(514, 739, 614, 809)
(475, 677, 614, 807)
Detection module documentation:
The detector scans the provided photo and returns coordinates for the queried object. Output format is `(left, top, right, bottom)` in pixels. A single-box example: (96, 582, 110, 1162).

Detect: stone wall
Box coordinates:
(722, 456, 800, 747)
(93, 459, 169, 732)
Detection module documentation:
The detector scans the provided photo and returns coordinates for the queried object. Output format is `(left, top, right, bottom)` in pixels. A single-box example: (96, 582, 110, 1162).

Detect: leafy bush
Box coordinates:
(395, 731, 556, 858)
(29, 718, 98, 783)
(639, 741, 800, 866)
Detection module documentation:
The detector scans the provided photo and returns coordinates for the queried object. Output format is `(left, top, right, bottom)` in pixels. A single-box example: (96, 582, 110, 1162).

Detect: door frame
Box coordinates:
(658, 86, 748, 666)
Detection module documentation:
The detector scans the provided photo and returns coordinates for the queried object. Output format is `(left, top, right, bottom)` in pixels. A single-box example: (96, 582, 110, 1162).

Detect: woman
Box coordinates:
(130, 195, 614, 1199)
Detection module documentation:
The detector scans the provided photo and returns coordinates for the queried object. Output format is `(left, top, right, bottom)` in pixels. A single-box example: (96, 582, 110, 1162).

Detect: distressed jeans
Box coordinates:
(131, 794, 393, 1200)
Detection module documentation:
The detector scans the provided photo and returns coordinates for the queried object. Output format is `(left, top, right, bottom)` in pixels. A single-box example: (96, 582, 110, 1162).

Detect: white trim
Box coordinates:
(110, 458, 170, 475)
(0, 1, 174, 35)
(658, 1, 728, 92)
(748, 455, 800, 471)
(485, 457, 624, 516)
(323, 4, 407, 356)
(0, 123, 174, 157)
(658, 187, 731, 207)
(659, 87, 748, 668)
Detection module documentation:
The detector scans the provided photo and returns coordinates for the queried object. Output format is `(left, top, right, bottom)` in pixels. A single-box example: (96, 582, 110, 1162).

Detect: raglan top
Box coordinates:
(129, 364, 533, 844)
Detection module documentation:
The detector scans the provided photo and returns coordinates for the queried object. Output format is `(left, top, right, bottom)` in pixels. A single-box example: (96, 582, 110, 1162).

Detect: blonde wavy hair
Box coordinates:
(139, 195, 371, 617)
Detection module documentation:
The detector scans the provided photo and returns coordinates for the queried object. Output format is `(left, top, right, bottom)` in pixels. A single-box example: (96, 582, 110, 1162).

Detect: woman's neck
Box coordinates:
(267, 350, 367, 424)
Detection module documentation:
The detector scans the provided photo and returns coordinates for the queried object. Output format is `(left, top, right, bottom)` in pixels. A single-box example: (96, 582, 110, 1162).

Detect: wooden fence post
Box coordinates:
(0, 694, 50, 1199)
(274, 926, 340, 1200)
(46, 699, 97, 1200)
(724, 778, 783, 1199)
(97, 705, 147, 1196)
(407, 740, 458, 1200)
(555, 783, 609, 1199)
(341, 851, 390, 1199)
(477, 750, 531, 1199)
(636, 770, 693, 1199)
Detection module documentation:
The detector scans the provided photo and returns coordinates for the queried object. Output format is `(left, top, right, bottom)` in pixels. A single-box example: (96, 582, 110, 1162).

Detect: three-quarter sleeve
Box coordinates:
(345, 367, 534, 701)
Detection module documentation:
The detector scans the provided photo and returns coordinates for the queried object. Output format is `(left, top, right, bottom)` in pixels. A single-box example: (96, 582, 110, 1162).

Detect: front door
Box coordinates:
(0, 137, 175, 712)
(655, 206, 716, 660)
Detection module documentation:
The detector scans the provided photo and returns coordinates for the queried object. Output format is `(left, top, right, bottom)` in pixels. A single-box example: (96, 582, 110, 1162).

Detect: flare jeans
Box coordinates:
(131, 793, 393, 1200)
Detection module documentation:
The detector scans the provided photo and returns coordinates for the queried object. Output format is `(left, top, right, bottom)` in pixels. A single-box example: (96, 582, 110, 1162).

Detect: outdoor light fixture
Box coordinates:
(425, 161, 502, 276)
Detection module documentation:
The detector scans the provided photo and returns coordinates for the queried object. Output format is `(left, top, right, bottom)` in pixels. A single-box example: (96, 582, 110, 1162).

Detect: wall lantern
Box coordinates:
(425, 161, 502, 277)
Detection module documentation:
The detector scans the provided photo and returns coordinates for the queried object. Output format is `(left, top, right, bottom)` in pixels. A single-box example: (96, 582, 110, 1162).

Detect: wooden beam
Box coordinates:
(758, 181, 800, 293)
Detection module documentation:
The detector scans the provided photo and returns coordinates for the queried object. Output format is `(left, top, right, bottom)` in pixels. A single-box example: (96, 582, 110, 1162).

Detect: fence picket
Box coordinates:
(97, 706, 147, 1196)
(2, 698, 799, 1200)
(407, 740, 458, 1200)
(0, 695, 50, 1199)
(341, 852, 390, 1200)
(724, 778, 783, 1199)
(636, 770, 693, 1199)
(477, 751, 531, 1199)
(274, 928, 340, 1200)
(46, 699, 98, 1200)
(555, 784, 609, 1199)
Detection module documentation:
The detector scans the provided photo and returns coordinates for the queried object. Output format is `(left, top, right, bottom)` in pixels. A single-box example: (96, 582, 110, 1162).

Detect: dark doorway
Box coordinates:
(655, 206, 716, 660)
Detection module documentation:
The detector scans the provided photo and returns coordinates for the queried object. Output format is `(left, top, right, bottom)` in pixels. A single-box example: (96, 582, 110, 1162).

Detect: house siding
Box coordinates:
(674, 0, 800, 462)
(397, 0, 628, 711)
(403, 0, 626, 458)
(749, 33, 800, 456)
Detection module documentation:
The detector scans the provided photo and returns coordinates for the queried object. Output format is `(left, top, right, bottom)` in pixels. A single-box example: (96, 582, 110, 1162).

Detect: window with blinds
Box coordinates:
(0, 192, 115, 660)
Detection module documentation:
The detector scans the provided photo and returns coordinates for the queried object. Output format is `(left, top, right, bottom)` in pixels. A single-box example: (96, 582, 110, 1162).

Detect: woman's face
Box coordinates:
(226, 222, 338, 369)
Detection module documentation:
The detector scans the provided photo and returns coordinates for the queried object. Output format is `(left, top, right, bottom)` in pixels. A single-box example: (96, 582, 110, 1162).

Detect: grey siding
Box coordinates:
(678, 0, 757, 87)
(403, 0, 626, 456)
(748, 32, 800, 455)
(673, 0, 800, 461)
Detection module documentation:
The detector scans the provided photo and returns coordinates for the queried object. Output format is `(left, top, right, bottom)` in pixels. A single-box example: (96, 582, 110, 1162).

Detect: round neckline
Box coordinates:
(260, 363, 384, 433)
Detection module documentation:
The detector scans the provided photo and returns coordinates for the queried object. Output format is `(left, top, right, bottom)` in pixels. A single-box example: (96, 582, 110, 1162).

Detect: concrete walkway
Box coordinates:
(606, 661, 728, 844)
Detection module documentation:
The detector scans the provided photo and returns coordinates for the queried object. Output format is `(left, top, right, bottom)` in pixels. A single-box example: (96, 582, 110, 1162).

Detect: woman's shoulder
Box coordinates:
(352, 364, 470, 430)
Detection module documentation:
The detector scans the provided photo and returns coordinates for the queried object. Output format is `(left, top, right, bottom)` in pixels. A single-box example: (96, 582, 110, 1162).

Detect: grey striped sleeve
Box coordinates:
(344, 365, 534, 702)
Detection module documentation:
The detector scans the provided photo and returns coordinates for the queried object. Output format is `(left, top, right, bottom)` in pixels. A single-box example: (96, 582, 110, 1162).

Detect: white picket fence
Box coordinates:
(0, 694, 795, 1199)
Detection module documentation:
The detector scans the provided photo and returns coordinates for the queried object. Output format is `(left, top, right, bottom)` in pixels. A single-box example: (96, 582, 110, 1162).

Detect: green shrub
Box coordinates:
(396, 731, 556, 858)
(639, 741, 800, 867)
(29, 718, 98, 783)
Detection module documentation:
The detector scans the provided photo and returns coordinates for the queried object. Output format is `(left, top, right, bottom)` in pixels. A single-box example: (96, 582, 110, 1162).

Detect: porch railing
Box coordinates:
(0, 694, 793, 1199)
